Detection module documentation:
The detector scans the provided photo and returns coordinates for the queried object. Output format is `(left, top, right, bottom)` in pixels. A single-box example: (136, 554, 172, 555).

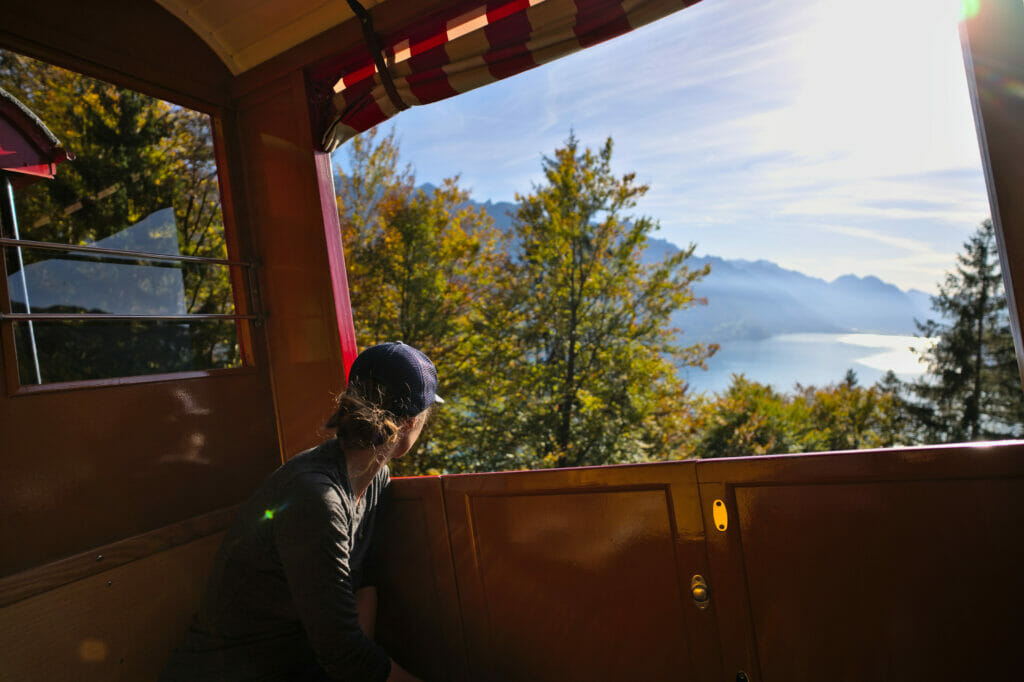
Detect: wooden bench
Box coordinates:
(0, 519, 227, 681)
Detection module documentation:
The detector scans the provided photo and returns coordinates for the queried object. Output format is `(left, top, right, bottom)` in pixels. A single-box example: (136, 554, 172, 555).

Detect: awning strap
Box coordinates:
(345, 0, 409, 112)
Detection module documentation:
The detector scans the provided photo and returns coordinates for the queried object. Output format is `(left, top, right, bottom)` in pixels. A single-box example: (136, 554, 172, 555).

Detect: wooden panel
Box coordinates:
(230, 0, 455, 99)
(697, 441, 1024, 682)
(0, 505, 236, 608)
(0, 40, 279, 578)
(236, 73, 348, 460)
(375, 476, 468, 682)
(157, 0, 362, 75)
(444, 463, 717, 682)
(0, 532, 223, 682)
(0, 370, 278, 577)
(698, 478, 760, 682)
(0, 0, 231, 111)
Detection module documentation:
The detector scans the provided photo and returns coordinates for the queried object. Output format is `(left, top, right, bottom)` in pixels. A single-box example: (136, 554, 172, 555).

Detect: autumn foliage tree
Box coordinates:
(686, 370, 904, 458)
(686, 375, 796, 458)
(459, 135, 716, 469)
(335, 128, 511, 473)
(1, 49, 237, 382)
(338, 132, 716, 471)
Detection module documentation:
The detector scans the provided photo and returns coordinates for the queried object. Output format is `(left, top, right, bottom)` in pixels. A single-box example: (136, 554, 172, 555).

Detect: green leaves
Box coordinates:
(337, 128, 512, 474)
(686, 372, 906, 459)
(2, 50, 238, 380)
(341, 133, 1022, 467)
(502, 136, 716, 466)
(341, 132, 716, 471)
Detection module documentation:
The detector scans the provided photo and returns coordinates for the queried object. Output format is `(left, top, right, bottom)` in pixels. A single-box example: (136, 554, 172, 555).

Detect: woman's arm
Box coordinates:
(275, 480, 392, 681)
(356, 588, 423, 682)
(355, 586, 377, 640)
(387, 659, 423, 682)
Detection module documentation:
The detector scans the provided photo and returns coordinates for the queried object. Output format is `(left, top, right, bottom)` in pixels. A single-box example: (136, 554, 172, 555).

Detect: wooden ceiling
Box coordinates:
(155, 0, 383, 75)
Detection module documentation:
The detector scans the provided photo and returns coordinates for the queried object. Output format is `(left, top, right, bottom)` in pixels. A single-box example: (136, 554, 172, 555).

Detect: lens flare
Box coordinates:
(960, 0, 981, 20)
(1006, 78, 1024, 101)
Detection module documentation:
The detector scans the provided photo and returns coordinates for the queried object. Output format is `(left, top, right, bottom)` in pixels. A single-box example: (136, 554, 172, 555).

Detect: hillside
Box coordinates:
(645, 238, 934, 342)
(475, 195, 936, 342)
(359, 184, 936, 343)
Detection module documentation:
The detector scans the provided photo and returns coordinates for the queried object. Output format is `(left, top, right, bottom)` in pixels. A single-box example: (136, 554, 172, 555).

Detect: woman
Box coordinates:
(162, 342, 439, 682)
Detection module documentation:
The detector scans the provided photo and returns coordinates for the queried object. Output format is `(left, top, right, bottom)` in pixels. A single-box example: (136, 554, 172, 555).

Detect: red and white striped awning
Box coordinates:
(308, 0, 700, 151)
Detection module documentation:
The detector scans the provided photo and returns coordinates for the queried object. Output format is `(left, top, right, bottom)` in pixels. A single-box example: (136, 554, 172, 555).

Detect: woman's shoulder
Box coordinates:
(273, 442, 347, 506)
(281, 439, 344, 481)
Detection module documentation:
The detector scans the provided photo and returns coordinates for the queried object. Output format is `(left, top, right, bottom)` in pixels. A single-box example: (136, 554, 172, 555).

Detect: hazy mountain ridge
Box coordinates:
(649, 238, 935, 342)
(391, 187, 936, 342)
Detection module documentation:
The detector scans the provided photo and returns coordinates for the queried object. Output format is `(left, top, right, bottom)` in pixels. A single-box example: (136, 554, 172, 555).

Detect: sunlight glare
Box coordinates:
(754, 0, 976, 178)
(837, 334, 937, 375)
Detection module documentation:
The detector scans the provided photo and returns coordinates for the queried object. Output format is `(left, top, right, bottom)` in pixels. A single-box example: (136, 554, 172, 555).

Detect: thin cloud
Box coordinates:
(818, 224, 945, 256)
(346, 0, 986, 294)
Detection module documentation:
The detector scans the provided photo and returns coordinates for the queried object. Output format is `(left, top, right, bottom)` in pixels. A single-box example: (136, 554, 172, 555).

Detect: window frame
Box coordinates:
(0, 58, 261, 396)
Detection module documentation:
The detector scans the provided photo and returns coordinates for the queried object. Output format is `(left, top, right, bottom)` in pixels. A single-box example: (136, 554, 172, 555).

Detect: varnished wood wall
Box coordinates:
(234, 72, 352, 460)
(374, 442, 1024, 682)
(0, 2, 1022, 681)
(0, 0, 355, 582)
(962, 0, 1024, 381)
(0, 532, 224, 682)
(0, 0, 263, 579)
(1, 443, 1020, 681)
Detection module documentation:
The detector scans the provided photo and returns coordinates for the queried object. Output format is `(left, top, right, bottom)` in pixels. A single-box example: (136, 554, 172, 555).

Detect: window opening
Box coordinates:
(0, 49, 255, 387)
(333, 0, 1017, 472)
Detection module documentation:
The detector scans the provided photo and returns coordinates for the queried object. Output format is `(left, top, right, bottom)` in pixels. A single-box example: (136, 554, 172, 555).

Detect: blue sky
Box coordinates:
(334, 0, 989, 294)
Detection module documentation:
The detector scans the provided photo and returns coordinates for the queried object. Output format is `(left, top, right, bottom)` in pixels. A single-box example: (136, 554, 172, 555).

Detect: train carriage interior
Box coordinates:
(0, 0, 1022, 680)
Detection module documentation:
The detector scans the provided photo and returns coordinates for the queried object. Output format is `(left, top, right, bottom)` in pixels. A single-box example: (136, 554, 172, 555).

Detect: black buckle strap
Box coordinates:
(345, 0, 410, 112)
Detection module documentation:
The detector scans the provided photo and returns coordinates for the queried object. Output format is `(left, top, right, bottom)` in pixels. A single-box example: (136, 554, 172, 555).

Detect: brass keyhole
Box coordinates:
(691, 574, 710, 610)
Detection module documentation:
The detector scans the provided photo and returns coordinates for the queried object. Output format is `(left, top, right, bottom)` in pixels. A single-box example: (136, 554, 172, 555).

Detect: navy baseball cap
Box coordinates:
(347, 341, 443, 417)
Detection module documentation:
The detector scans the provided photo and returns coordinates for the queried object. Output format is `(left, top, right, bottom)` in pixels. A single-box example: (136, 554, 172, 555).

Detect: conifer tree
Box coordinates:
(910, 219, 1024, 441)
(873, 370, 912, 447)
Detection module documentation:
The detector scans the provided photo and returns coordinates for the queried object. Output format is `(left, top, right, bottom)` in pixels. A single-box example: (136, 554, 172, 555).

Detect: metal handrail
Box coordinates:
(0, 313, 258, 322)
(0, 237, 251, 267)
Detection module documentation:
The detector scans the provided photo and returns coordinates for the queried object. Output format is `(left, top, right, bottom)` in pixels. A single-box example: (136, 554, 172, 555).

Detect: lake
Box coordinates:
(681, 333, 935, 395)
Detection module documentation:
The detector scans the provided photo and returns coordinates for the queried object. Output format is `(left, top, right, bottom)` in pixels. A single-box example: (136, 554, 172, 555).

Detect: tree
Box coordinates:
(797, 370, 899, 452)
(336, 128, 511, 474)
(462, 135, 716, 469)
(686, 374, 797, 458)
(340, 133, 716, 470)
(1, 50, 236, 381)
(909, 219, 1024, 441)
(873, 370, 913, 447)
(686, 370, 906, 459)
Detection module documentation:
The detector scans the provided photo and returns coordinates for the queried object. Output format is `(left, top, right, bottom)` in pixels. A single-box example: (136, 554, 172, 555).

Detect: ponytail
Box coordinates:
(325, 383, 403, 450)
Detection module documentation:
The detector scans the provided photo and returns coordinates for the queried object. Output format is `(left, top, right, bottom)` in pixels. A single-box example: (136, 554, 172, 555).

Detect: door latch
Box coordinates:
(691, 574, 710, 610)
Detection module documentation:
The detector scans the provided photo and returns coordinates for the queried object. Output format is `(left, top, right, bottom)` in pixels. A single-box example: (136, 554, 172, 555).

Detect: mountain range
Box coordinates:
(350, 182, 937, 343)
(462, 193, 936, 343)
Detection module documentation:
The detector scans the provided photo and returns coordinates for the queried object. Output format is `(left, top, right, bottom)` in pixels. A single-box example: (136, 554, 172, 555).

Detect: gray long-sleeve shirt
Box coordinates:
(161, 439, 392, 682)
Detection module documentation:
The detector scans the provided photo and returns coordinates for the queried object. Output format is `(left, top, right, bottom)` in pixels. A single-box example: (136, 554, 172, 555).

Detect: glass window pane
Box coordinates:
(1, 48, 247, 386)
(0, 49, 229, 262)
(12, 319, 241, 385)
(5, 245, 236, 316)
